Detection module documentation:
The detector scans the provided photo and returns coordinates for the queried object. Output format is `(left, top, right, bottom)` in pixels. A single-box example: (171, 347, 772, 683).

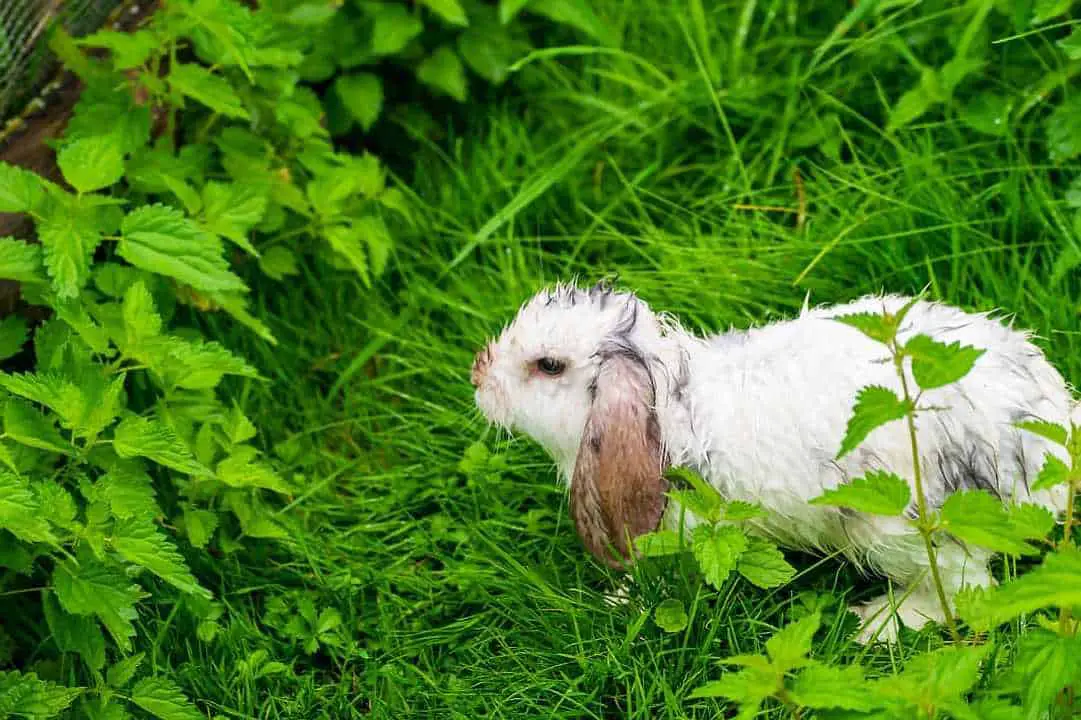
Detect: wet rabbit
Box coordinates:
(471, 282, 1074, 642)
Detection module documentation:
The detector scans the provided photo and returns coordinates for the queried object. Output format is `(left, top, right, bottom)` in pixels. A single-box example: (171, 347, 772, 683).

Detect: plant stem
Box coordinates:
(776, 689, 803, 720)
(1062, 475, 1076, 550)
(893, 345, 961, 643)
(1059, 471, 1078, 633)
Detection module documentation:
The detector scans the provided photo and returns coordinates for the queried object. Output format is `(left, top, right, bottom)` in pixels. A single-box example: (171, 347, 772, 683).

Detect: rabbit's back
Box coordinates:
(659, 294, 1072, 553)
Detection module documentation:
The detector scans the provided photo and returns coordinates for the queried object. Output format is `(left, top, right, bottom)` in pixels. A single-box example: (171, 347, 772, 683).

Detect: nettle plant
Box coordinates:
(307, 0, 610, 135)
(640, 298, 1081, 719)
(0, 0, 593, 713)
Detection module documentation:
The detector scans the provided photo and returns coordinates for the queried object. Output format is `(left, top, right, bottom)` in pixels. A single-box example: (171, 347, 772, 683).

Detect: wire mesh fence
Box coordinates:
(0, 0, 121, 124)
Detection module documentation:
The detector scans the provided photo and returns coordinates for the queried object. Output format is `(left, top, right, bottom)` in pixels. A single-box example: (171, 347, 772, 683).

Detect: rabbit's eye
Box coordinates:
(536, 357, 566, 376)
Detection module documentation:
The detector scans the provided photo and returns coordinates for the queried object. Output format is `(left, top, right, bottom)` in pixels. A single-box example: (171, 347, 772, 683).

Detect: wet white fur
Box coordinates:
(474, 284, 1076, 642)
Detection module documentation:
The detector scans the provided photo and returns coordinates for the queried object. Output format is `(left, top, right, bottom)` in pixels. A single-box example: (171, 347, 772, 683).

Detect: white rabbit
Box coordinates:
(470, 281, 1075, 643)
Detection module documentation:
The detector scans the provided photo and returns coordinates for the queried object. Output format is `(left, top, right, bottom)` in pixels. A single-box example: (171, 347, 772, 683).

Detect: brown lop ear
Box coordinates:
(570, 349, 669, 569)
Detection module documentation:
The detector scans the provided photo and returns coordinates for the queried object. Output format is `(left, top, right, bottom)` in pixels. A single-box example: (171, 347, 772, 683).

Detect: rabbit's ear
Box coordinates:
(570, 350, 668, 568)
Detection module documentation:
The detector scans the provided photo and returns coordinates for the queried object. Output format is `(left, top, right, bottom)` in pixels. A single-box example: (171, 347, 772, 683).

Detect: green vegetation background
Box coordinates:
(1, 0, 1081, 717)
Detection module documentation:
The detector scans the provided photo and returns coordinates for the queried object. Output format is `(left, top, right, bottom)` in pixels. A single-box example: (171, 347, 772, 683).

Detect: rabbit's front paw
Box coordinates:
(849, 590, 942, 645)
(602, 575, 635, 608)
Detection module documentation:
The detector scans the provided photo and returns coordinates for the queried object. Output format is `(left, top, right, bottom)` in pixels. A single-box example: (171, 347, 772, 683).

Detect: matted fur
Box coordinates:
(472, 282, 1076, 642)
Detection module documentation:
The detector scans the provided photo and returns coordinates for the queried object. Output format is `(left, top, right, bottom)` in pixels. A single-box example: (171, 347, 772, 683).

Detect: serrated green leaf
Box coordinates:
(112, 518, 211, 598)
(96, 464, 158, 520)
(130, 677, 204, 720)
(224, 406, 257, 445)
(57, 135, 126, 194)
(1033, 452, 1070, 491)
(53, 558, 145, 651)
(258, 246, 298, 280)
(44, 591, 106, 672)
(1012, 630, 1081, 720)
(691, 524, 747, 589)
(169, 63, 249, 119)
(200, 181, 266, 255)
(722, 500, 767, 521)
(941, 490, 1040, 555)
(957, 547, 1081, 630)
(420, 0, 469, 25)
(904, 334, 985, 390)
(1016, 419, 1069, 447)
(0, 163, 46, 213)
(37, 482, 77, 529)
(369, 4, 423, 55)
(809, 470, 911, 516)
(0, 237, 46, 284)
(0, 316, 27, 362)
(324, 224, 369, 285)
(1011, 502, 1055, 541)
(122, 280, 163, 346)
(789, 663, 880, 711)
(149, 336, 261, 390)
(873, 643, 990, 710)
(64, 79, 151, 157)
(634, 529, 685, 557)
(0, 669, 81, 718)
(0, 371, 86, 432)
(3, 398, 73, 455)
(765, 611, 820, 672)
(333, 74, 383, 132)
(106, 652, 144, 689)
(0, 470, 56, 544)
(737, 538, 796, 588)
(183, 507, 219, 549)
(417, 46, 468, 102)
(357, 214, 392, 277)
(835, 311, 897, 344)
(224, 491, 289, 539)
(837, 385, 911, 459)
(653, 598, 688, 633)
(216, 446, 290, 494)
(113, 416, 209, 476)
(688, 664, 777, 713)
(38, 210, 103, 299)
(119, 205, 246, 293)
(80, 374, 126, 442)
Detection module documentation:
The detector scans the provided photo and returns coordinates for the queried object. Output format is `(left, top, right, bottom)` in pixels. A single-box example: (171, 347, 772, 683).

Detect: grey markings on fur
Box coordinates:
(933, 443, 1003, 505)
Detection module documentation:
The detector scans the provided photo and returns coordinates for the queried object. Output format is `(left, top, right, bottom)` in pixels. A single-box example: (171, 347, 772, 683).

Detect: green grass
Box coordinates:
(147, 1, 1081, 717)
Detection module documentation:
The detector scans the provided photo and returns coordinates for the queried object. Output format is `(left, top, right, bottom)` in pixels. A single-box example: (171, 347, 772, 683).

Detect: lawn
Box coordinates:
(3, 0, 1081, 718)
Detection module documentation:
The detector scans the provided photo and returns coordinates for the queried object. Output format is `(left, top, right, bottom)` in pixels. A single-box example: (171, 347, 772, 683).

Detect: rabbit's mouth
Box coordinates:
(474, 382, 513, 431)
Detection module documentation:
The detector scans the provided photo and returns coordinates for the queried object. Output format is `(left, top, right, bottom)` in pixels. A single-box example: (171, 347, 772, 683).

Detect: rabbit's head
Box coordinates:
(472, 281, 678, 568)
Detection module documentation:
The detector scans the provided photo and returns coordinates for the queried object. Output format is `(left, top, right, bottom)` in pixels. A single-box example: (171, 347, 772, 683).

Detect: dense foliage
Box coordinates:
(0, 0, 587, 716)
(1, 0, 1081, 717)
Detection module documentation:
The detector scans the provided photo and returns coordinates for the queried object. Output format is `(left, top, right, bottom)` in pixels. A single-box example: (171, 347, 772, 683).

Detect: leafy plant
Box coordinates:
(0, 0, 594, 713)
(634, 466, 797, 592)
(682, 296, 1081, 718)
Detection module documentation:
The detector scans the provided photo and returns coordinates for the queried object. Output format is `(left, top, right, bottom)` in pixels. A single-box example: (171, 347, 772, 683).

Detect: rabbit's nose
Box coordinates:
(471, 345, 493, 387)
